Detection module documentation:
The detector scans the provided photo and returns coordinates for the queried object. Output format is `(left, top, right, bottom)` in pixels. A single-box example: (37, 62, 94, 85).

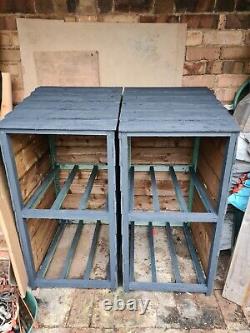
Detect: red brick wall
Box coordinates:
(0, 0, 249, 104)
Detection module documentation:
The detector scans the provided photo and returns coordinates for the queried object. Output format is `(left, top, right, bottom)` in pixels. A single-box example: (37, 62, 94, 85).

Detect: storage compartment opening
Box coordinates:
(27, 219, 110, 280)
(9, 133, 112, 285)
(129, 136, 229, 215)
(10, 134, 108, 211)
(130, 223, 206, 285)
(127, 136, 230, 288)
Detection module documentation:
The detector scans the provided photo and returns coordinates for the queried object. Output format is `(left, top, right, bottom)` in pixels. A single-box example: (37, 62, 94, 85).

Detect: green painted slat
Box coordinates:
(51, 165, 78, 209)
(79, 165, 98, 210)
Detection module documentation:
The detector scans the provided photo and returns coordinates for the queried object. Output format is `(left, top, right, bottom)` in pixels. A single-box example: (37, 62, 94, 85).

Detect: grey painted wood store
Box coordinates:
(0, 87, 121, 289)
(119, 87, 239, 294)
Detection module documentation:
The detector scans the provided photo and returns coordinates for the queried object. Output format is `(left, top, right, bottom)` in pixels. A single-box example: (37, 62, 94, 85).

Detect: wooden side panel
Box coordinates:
(56, 135, 107, 164)
(131, 137, 193, 165)
(191, 137, 228, 273)
(10, 134, 57, 272)
(27, 184, 57, 271)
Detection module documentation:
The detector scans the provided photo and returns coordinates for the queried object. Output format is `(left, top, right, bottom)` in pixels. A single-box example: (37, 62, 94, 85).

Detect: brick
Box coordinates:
(0, 49, 20, 62)
(76, 15, 98, 22)
(0, 16, 17, 30)
(0, 63, 21, 76)
(180, 14, 219, 29)
(175, 0, 214, 12)
(215, 0, 234, 11)
(218, 14, 226, 29)
(139, 15, 157, 23)
(35, 0, 54, 13)
(156, 15, 179, 23)
(221, 46, 250, 59)
(222, 61, 244, 74)
(203, 30, 243, 46)
(64, 15, 76, 22)
(216, 74, 249, 88)
(245, 31, 250, 45)
(11, 31, 19, 48)
(98, 13, 139, 22)
(77, 0, 97, 15)
(183, 61, 206, 75)
(98, 0, 112, 13)
(12, 75, 23, 90)
(0, 32, 11, 47)
(12, 89, 24, 104)
(182, 75, 215, 88)
(206, 61, 223, 74)
(53, 0, 68, 13)
(236, 0, 250, 11)
(186, 31, 203, 46)
(115, 0, 153, 12)
(186, 47, 220, 61)
(245, 61, 250, 74)
(154, 0, 174, 14)
(0, 0, 35, 13)
(215, 88, 237, 103)
(225, 14, 250, 29)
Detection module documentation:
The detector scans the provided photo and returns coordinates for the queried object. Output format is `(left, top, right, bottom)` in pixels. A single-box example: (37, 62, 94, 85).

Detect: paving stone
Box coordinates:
(242, 306, 250, 325)
(33, 329, 103, 333)
(114, 329, 188, 333)
(194, 294, 226, 330)
(66, 290, 95, 328)
(189, 328, 228, 333)
(155, 292, 178, 328)
(36, 289, 75, 327)
(215, 290, 250, 331)
(91, 288, 157, 328)
(172, 293, 225, 330)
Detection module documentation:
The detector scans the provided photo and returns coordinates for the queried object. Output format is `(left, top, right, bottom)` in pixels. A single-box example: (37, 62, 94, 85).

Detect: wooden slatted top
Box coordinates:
(0, 87, 122, 132)
(120, 87, 239, 134)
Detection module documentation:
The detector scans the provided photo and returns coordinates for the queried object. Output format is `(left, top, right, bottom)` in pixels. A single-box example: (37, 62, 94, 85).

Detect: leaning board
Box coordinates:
(17, 19, 186, 97)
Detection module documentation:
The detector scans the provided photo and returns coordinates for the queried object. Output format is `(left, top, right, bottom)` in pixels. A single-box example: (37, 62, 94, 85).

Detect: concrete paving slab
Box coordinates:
(215, 290, 250, 331)
(91, 288, 158, 329)
(33, 329, 103, 333)
(36, 288, 75, 327)
(66, 289, 95, 328)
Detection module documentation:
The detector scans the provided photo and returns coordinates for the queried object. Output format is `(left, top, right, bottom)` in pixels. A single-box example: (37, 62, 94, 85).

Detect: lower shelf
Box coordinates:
(34, 222, 112, 288)
(126, 222, 207, 292)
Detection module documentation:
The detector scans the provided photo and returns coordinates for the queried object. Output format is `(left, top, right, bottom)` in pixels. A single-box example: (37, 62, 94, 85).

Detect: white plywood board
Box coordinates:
(17, 19, 186, 97)
(34, 50, 100, 87)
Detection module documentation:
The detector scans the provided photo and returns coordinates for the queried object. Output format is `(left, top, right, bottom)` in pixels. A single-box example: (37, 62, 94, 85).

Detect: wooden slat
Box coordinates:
(51, 165, 78, 209)
(56, 135, 106, 148)
(20, 153, 50, 202)
(131, 147, 192, 165)
(0, 161, 28, 297)
(13, 135, 49, 179)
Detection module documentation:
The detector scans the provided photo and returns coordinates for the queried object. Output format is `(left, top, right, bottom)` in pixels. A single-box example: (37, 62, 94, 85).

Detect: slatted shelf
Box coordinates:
(36, 222, 110, 288)
(129, 223, 206, 291)
(22, 164, 109, 221)
(128, 165, 218, 223)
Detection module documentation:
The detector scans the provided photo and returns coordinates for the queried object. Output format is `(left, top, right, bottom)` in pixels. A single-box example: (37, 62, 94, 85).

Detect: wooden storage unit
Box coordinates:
(0, 87, 121, 289)
(119, 87, 239, 294)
